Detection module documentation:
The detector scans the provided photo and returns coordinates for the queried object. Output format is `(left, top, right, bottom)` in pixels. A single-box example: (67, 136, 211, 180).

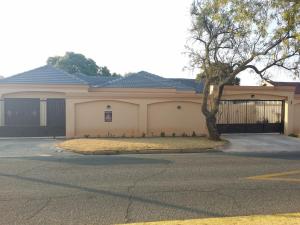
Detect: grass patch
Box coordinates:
(58, 137, 227, 155)
(116, 212, 300, 225)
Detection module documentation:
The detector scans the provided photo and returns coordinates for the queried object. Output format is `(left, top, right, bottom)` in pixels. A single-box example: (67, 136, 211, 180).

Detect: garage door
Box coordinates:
(0, 98, 65, 137)
(217, 100, 284, 133)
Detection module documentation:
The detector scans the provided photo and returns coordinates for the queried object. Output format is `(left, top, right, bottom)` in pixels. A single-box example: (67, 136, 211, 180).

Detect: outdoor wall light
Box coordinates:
(106, 105, 111, 109)
(251, 94, 255, 98)
(177, 105, 181, 109)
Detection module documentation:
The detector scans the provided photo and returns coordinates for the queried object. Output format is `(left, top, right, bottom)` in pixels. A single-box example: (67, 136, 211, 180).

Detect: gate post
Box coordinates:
(40, 99, 47, 126)
(284, 97, 294, 135)
(0, 98, 4, 127)
(66, 99, 76, 138)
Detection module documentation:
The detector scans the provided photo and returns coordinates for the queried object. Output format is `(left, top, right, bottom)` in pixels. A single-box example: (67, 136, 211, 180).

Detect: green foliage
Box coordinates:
(189, 0, 299, 82)
(188, 0, 299, 140)
(47, 52, 121, 77)
(160, 131, 165, 137)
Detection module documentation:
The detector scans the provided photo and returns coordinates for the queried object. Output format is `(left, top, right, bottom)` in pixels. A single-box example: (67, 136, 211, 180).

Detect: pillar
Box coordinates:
(284, 96, 294, 135)
(0, 99, 4, 126)
(66, 99, 76, 138)
(40, 99, 47, 126)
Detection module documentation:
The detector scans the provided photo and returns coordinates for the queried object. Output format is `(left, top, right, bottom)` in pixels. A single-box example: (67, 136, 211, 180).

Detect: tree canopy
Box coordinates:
(187, 0, 300, 140)
(47, 52, 120, 77)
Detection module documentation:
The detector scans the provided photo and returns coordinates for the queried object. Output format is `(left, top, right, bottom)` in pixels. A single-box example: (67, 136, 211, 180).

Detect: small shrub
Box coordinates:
(160, 131, 165, 137)
(192, 131, 197, 137)
(288, 133, 299, 138)
(141, 132, 146, 138)
(122, 133, 126, 138)
(182, 132, 187, 137)
(84, 134, 90, 138)
(97, 135, 101, 138)
(172, 132, 176, 137)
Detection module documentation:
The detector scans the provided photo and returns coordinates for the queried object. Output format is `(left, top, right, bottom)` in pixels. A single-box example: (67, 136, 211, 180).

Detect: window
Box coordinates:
(104, 111, 112, 122)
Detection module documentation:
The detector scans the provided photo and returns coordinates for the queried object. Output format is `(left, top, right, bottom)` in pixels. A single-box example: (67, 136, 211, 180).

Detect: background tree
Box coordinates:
(187, 0, 299, 140)
(47, 52, 121, 77)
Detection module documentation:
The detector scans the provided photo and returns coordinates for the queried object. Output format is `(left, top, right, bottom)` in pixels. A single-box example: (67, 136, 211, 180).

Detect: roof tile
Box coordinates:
(0, 65, 88, 85)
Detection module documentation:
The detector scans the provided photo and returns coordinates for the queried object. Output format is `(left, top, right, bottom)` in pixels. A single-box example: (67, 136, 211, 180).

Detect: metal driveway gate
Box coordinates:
(0, 98, 65, 137)
(46, 99, 66, 136)
(217, 100, 284, 133)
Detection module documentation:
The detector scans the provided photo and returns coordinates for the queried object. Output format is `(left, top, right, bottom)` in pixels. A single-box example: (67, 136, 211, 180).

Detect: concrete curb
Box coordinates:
(62, 147, 223, 155)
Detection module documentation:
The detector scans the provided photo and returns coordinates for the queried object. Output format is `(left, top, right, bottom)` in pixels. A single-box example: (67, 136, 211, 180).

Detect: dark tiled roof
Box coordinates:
(270, 81, 300, 94)
(96, 71, 202, 92)
(74, 72, 119, 86)
(169, 78, 204, 93)
(0, 66, 204, 93)
(0, 65, 88, 85)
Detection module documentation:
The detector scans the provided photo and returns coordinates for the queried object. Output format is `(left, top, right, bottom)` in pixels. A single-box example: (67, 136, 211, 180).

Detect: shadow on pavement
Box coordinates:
(5, 155, 172, 166)
(224, 151, 300, 161)
(0, 172, 225, 218)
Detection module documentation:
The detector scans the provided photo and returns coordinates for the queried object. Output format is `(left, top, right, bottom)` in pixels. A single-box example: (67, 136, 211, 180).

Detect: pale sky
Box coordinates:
(0, 0, 298, 85)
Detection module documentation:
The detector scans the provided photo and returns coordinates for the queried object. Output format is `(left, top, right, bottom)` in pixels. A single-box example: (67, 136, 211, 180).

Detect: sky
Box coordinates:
(0, 0, 298, 85)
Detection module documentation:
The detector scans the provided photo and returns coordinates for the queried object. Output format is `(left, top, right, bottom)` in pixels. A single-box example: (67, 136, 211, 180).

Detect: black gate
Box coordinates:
(46, 99, 66, 136)
(0, 98, 66, 137)
(217, 100, 284, 133)
(0, 98, 42, 137)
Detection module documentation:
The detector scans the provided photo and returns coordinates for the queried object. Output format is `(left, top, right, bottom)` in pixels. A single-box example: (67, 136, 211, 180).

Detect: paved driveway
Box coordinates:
(0, 138, 75, 157)
(223, 134, 300, 153)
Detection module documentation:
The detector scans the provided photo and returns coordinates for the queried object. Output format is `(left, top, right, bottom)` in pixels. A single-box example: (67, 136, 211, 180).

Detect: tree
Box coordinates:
(99, 66, 111, 77)
(187, 0, 300, 140)
(47, 52, 121, 77)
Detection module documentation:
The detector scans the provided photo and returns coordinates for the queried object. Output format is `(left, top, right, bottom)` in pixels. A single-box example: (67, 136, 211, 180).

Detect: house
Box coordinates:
(0, 65, 299, 137)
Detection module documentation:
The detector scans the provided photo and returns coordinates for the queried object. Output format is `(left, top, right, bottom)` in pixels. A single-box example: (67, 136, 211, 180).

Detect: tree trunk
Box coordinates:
(201, 82, 224, 141)
(205, 114, 221, 141)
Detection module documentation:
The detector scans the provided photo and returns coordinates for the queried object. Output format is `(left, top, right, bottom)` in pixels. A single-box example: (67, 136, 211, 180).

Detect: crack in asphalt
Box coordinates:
(124, 162, 171, 223)
(26, 198, 51, 221)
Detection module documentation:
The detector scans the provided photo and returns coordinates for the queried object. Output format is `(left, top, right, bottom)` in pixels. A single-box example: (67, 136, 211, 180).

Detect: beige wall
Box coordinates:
(68, 97, 205, 138)
(294, 103, 300, 134)
(148, 101, 206, 136)
(2, 91, 65, 99)
(75, 100, 139, 137)
(0, 83, 299, 138)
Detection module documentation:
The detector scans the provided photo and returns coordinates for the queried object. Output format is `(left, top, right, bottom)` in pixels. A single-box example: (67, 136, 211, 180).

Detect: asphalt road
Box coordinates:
(0, 138, 300, 225)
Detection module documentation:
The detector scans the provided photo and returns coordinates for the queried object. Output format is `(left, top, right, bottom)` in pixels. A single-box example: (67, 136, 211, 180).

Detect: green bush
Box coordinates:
(160, 131, 165, 137)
